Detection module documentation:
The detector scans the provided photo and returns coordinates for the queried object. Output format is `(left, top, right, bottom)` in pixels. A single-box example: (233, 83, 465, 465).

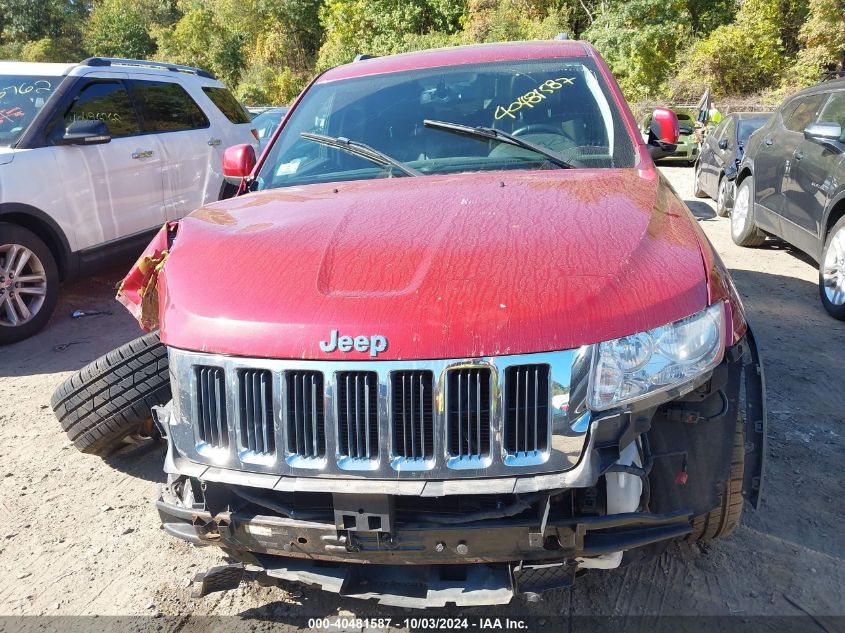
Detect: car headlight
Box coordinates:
(589, 302, 725, 410)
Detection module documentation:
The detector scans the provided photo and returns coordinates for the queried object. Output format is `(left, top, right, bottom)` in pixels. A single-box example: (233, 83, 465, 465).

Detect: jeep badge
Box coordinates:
(319, 330, 388, 357)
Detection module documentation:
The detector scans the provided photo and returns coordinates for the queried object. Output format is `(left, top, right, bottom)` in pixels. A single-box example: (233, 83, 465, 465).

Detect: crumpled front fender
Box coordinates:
(116, 222, 177, 331)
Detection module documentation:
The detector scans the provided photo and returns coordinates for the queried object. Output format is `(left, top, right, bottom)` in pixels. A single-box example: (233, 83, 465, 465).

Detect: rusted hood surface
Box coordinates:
(158, 169, 709, 360)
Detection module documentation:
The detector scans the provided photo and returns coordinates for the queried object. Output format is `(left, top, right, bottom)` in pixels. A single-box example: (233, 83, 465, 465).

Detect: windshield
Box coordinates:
(255, 58, 637, 190)
(0, 75, 58, 147)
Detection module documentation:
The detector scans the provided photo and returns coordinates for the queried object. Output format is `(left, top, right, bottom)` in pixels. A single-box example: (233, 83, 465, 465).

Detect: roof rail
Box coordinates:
(353, 54, 373, 62)
(818, 70, 845, 83)
(554, 33, 570, 40)
(79, 57, 216, 80)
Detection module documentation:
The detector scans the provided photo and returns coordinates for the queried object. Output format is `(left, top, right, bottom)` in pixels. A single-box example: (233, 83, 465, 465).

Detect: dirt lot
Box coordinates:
(0, 166, 843, 624)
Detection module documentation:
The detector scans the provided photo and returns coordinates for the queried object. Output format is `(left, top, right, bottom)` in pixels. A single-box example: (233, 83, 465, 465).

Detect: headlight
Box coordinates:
(589, 302, 725, 410)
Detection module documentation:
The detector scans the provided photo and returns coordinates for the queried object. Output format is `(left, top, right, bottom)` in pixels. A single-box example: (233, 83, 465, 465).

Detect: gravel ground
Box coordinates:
(0, 166, 842, 625)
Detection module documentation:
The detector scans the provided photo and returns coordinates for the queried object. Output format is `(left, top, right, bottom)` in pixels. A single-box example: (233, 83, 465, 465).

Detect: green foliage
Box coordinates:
(686, 0, 739, 36)
(791, 0, 845, 84)
(19, 36, 81, 62)
(0, 0, 839, 106)
(155, 3, 245, 86)
(316, 0, 466, 69)
(670, 0, 785, 98)
(585, 0, 691, 100)
(0, 0, 87, 60)
(0, 0, 87, 42)
(85, 0, 158, 59)
(235, 64, 310, 105)
(778, 0, 810, 56)
(462, 0, 573, 43)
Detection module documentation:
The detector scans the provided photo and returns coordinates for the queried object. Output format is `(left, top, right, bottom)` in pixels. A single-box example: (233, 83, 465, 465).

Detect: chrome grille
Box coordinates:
(446, 368, 491, 459)
(336, 371, 379, 460)
(195, 366, 229, 448)
(392, 371, 434, 460)
(285, 371, 325, 458)
(169, 347, 591, 479)
(504, 364, 550, 456)
(237, 369, 274, 455)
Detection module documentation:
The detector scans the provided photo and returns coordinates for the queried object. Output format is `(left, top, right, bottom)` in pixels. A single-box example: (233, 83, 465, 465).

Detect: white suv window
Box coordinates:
(202, 86, 251, 124)
(130, 80, 209, 133)
(64, 81, 141, 137)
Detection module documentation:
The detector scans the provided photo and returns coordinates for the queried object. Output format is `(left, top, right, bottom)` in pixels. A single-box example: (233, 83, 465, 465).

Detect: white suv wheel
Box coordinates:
(0, 243, 48, 327)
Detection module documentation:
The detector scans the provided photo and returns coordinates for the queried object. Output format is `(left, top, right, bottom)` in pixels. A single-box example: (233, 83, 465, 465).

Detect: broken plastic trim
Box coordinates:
(116, 221, 177, 331)
(741, 325, 766, 509)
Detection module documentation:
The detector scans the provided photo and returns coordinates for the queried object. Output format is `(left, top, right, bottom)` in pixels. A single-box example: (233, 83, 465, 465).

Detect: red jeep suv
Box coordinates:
(118, 41, 765, 606)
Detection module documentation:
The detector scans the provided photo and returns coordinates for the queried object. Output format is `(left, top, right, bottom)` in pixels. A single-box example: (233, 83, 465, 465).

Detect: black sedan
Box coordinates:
(694, 112, 770, 216)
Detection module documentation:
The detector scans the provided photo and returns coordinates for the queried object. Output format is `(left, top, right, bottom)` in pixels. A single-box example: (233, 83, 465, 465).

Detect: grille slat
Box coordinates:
(476, 370, 481, 456)
(410, 374, 416, 458)
(286, 371, 325, 458)
(237, 369, 274, 455)
(392, 371, 434, 460)
(195, 366, 229, 449)
(337, 371, 378, 460)
(447, 368, 491, 459)
(505, 364, 550, 456)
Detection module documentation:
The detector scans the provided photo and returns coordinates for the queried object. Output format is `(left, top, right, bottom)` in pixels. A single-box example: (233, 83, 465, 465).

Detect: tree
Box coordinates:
(462, 0, 574, 43)
(585, 0, 691, 100)
(0, 0, 89, 61)
(685, 0, 738, 36)
(85, 0, 157, 59)
(792, 0, 845, 83)
(316, 0, 466, 69)
(670, 0, 784, 98)
(155, 3, 244, 86)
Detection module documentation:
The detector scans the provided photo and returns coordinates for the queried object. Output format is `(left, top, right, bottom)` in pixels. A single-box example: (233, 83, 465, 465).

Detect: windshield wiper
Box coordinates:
(423, 119, 574, 169)
(300, 132, 421, 177)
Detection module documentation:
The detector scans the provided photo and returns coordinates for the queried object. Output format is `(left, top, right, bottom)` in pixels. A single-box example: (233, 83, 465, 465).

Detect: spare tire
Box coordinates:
(51, 331, 170, 456)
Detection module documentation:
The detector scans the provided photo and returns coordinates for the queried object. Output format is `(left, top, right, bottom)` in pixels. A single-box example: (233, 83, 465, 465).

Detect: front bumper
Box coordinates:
(154, 334, 765, 606)
(158, 494, 691, 606)
(662, 141, 699, 163)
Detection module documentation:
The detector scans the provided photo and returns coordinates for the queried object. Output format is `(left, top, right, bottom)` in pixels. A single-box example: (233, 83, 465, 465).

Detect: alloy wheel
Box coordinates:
(731, 182, 750, 239)
(0, 243, 48, 328)
(718, 179, 728, 212)
(822, 226, 845, 306)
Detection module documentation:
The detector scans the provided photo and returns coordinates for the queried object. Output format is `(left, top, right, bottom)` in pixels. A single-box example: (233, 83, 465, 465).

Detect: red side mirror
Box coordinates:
(650, 107, 679, 145)
(222, 144, 256, 182)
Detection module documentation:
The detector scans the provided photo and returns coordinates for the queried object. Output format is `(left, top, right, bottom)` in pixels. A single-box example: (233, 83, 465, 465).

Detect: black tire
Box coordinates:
(51, 331, 171, 456)
(693, 163, 707, 198)
(0, 223, 59, 344)
(819, 215, 845, 320)
(715, 175, 731, 217)
(687, 411, 745, 541)
(730, 178, 766, 247)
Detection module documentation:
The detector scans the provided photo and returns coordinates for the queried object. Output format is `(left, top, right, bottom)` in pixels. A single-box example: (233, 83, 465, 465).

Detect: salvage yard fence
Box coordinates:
(632, 100, 776, 123)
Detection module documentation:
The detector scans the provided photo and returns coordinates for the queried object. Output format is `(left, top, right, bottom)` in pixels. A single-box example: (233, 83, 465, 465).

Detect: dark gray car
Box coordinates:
(694, 112, 770, 216)
(732, 78, 845, 319)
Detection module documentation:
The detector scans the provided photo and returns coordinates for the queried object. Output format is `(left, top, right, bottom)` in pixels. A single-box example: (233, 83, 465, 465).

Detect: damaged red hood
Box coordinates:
(156, 169, 709, 360)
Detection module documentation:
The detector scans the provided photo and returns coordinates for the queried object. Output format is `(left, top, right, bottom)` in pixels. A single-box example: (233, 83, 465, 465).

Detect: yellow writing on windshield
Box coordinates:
(493, 77, 575, 121)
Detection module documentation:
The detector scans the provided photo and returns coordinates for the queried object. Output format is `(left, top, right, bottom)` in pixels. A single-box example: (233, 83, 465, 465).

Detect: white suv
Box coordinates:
(0, 57, 257, 343)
